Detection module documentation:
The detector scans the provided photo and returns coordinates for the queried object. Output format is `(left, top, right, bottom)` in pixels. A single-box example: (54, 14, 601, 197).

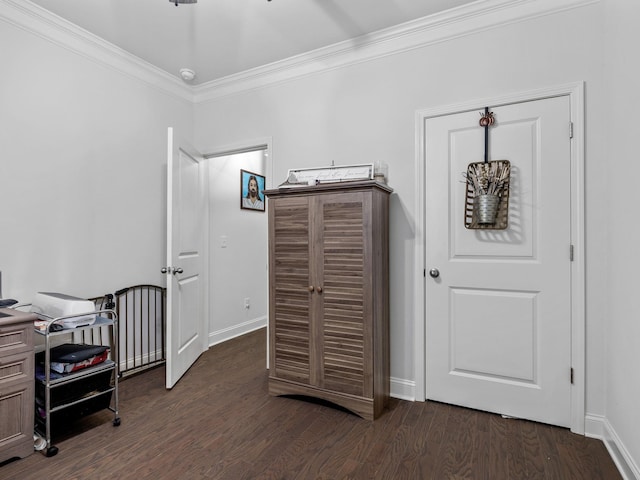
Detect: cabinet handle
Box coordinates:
(316, 286, 323, 293)
(308, 286, 314, 292)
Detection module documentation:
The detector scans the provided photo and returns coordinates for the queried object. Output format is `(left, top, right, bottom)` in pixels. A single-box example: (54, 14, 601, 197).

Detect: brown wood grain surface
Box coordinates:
(267, 182, 390, 420)
(0, 328, 621, 480)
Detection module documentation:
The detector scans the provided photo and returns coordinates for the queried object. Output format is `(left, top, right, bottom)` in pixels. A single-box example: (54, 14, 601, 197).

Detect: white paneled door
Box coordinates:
(425, 96, 572, 427)
(166, 127, 207, 389)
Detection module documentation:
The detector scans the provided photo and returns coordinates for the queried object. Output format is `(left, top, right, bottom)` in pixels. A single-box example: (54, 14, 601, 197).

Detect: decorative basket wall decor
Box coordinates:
(463, 108, 511, 230)
(464, 159, 511, 229)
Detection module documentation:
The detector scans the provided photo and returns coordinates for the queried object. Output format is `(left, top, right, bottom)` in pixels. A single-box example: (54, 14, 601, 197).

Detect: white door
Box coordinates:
(165, 127, 207, 389)
(425, 96, 572, 427)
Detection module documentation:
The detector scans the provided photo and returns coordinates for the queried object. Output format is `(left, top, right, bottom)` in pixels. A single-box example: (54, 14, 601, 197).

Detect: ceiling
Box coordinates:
(28, 0, 478, 85)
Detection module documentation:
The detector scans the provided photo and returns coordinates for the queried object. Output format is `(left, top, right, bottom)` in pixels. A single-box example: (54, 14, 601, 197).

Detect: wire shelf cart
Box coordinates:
(34, 309, 120, 457)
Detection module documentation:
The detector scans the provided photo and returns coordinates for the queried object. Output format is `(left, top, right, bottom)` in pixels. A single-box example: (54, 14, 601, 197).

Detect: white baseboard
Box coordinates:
(602, 419, 640, 480)
(585, 413, 605, 438)
(390, 377, 416, 401)
(208, 316, 267, 347)
(585, 414, 638, 480)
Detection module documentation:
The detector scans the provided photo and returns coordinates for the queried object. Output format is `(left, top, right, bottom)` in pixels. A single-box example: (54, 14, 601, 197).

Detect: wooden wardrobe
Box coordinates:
(265, 180, 392, 420)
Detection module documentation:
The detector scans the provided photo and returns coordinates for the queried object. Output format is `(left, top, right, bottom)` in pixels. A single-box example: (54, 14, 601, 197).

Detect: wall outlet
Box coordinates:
(244, 297, 250, 309)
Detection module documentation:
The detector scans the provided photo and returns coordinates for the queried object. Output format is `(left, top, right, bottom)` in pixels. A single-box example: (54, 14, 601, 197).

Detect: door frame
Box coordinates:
(202, 137, 273, 355)
(413, 82, 586, 433)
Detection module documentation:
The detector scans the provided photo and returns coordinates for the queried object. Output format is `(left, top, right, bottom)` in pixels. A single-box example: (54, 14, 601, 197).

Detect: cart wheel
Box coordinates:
(45, 445, 59, 457)
(113, 417, 121, 427)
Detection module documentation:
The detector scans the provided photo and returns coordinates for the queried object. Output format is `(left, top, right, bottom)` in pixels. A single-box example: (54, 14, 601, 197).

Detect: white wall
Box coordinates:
(194, 1, 607, 413)
(0, 14, 192, 302)
(4, 0, 638, 475)
(207, 150, 268, 344)
(603, 0, 640, 476)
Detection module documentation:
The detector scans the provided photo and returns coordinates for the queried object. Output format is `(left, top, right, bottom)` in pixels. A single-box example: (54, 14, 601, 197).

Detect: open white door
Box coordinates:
(165, 127, 207, 389)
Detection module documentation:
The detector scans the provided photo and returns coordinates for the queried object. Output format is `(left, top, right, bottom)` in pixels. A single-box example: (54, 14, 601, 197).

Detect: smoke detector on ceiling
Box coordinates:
(171, 0, 197, 5)
(179, 68, 196, 82)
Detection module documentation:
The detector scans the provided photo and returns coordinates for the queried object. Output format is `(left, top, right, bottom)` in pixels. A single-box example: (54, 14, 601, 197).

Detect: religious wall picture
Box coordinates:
(240, 169, 266, 212)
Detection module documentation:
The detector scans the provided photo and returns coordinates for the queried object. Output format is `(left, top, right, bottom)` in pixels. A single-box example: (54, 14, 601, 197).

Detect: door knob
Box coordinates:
(429, 268, 440, 278)
(173, 267, 184, 275)
(316, 286, 323, 293)
(161, 267, 170, 274)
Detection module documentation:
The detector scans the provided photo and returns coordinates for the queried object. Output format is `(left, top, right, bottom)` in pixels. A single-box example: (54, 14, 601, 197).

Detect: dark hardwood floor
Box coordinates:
(1, 328, 621, 480)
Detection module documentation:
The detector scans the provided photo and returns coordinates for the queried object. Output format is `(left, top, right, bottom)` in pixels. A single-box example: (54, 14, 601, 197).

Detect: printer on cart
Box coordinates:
(31, 292, 97, 328)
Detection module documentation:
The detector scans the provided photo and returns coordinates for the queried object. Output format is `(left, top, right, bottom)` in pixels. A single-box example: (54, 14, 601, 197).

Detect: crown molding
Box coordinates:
(0, 0, 193, 104)
(194, 0, 597, 103)
(2, 0, 597, 106)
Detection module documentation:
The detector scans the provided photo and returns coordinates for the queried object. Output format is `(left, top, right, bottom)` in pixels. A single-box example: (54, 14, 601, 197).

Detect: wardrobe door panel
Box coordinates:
(320, 195, 367, 396)
(270, 197, 312, 384)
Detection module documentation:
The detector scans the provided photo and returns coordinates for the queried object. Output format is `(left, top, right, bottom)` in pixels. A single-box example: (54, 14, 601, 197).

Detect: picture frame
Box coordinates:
(240, 169, 266, 212)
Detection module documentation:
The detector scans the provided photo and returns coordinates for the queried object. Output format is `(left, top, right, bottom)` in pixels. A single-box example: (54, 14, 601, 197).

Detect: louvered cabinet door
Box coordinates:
(269, 196, 312, 384)
(317, 192, 370, 398)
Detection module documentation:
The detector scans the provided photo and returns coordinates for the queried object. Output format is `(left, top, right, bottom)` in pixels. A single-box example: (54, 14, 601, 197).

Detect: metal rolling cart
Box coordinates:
(34, 309, 120, 457)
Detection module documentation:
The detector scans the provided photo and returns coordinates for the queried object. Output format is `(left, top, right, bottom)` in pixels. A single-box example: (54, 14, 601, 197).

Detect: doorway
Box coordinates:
(165, 133, 273, 388)
(413, 83, 586, 433)
(205, 143, 271, 346)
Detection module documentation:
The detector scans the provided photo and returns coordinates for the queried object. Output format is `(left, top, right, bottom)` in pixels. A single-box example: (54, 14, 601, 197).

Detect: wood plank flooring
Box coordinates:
(1, 328, 621, 480)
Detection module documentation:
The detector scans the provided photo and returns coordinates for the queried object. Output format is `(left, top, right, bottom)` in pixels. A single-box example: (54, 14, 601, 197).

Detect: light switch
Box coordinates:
(220, 235, 228, 248)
